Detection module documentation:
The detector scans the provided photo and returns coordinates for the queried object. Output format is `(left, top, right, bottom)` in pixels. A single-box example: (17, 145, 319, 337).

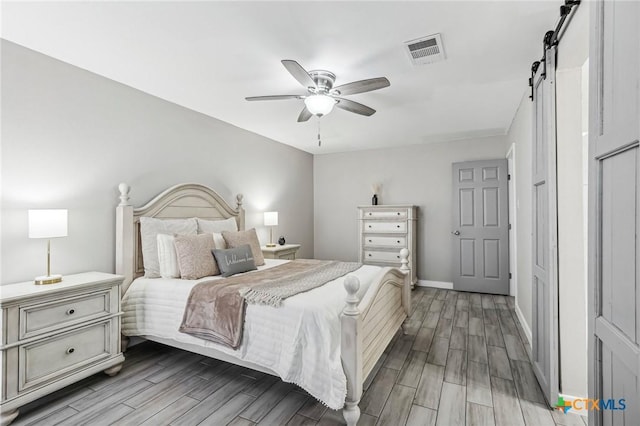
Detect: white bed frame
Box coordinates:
(115, 183, 411, 425)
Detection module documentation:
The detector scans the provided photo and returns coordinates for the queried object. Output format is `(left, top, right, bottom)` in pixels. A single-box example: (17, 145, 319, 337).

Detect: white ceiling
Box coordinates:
(1, 1, 559, 154)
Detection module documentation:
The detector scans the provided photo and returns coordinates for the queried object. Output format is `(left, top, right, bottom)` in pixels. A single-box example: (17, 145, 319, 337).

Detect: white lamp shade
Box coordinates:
(28, 209, 68, 238)
(304, 95, 336, 115)
(264, 211, 278, 227)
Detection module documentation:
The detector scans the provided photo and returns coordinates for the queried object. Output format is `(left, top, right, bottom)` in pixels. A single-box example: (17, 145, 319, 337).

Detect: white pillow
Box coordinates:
(157, 234, 180, 278)
(197, 217, 238, 234)
(139, 217, 197, 278)
(212, 232, 227, 250)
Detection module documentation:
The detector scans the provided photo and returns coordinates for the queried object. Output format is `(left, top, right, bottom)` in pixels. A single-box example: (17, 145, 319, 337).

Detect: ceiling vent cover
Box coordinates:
(404, 34, 445, 65)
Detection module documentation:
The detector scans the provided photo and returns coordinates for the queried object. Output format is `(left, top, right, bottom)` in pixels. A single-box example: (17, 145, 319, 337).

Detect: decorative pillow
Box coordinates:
(212, 245, 257, 277)
(213, 232, 226, 249)
(174, 234, 219, 279)
(140, 217, 197, 278)
(197, 217, 238, 234)
(157, 234, 180, 278)
(222, 228, 265, 266)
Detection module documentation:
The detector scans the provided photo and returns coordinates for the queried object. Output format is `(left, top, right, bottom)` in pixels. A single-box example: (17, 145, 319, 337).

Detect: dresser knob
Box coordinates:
(368, 225, 372, 228)
(397, 255, 400, 259)
(66, 347, 75, 354)
(368, 254, 372, 257)
(397, 212, 400, 215)
(397, 240, 400, 243)
(397, 225, 400, 228)
(368, 239, 372, 243)
(66, 308, 75, 315)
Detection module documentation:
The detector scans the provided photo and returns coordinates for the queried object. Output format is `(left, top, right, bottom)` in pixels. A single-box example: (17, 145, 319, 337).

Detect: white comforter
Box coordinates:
(121, 259, 381, 409)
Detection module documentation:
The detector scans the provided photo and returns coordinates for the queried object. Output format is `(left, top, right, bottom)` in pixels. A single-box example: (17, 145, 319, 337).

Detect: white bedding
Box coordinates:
(121, 259, 382, 409)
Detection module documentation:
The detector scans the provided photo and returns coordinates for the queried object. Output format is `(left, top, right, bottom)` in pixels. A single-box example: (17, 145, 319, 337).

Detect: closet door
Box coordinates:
(531, 45, 559, 406)
(589, 1, 640, 425)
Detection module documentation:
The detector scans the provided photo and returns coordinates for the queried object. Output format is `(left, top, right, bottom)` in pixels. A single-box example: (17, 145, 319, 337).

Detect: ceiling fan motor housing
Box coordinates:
(308, 70, 336, 93)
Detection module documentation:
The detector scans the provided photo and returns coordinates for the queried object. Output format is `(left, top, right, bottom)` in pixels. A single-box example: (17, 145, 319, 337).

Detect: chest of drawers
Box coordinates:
(0, 272, 125, 425)
(358, 205, 418, 287)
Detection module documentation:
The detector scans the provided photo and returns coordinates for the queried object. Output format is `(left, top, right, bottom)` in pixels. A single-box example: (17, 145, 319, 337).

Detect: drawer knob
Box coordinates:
(368, 254, 372, 257)
(368, 239, 372, 243)
(397, 225, 400, 228)
(66, 347, 75, 354)
(397, 240, 400, 243)
(368, 225, 372, 228)
(397, 255, 400, 259)
(66, 308, 75, 315)
(397, 212, 400, 215)
(369, 213, 372, 216)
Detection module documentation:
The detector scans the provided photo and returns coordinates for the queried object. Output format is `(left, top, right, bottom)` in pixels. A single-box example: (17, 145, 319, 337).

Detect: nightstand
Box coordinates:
(0, 272, 125, 426)
(261, 244, 301, 260)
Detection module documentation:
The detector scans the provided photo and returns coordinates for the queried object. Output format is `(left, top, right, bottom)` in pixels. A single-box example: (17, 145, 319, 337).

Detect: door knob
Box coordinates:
(452, 230, 460, 236)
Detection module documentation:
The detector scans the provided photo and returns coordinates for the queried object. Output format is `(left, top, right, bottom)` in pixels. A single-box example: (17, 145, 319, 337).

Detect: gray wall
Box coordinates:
(1, 41, 314, 284)
(313, 136, 508, 282)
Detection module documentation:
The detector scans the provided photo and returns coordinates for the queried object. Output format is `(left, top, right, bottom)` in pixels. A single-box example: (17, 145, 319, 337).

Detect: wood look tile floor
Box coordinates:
(14, 288, 589, 426)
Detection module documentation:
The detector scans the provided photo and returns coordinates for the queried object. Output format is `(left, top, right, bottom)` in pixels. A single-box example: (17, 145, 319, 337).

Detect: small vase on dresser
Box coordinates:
(358, 205, 418, 288)
(0, 272, 125, 426)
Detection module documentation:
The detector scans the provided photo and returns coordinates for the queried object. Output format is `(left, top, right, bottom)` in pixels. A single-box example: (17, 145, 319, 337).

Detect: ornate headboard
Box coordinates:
(115, 183, 245, 292)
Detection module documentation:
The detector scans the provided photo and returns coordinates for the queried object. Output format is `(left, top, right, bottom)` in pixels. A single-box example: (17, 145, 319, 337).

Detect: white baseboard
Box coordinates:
(515, 302, 533, 349)
(559, 394, 589, 417)
(416, 280, 453, 290)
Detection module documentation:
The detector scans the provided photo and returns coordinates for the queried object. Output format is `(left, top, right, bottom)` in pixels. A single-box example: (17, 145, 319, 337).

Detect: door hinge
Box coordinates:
(508, 223, 512, 230)
(508, 174, 511, 180)
(509, 272, 512, 279)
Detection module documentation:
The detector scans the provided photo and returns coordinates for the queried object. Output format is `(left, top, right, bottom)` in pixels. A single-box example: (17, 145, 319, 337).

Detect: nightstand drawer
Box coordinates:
(363, 236, 407, 248)
(363, 221, 407, 233)
(20, 320, 111, 391)
(20, 290, 112, 339)
(362, 209, 407, 219)
(364, 250, 403, 263)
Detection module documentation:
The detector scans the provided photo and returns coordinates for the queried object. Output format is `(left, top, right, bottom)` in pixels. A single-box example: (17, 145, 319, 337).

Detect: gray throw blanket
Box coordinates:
(179, 259, 361, 348)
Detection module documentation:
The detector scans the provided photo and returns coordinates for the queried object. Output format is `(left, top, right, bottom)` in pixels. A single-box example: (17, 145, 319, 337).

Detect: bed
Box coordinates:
(115, 182, 411, 425)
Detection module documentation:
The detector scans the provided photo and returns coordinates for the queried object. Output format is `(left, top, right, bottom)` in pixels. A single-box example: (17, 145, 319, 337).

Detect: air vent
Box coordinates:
(404, 34, 445, 65)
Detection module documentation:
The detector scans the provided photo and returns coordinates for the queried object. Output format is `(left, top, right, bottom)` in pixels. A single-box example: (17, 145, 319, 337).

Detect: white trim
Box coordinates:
(558, 393, 589, 417)
(506, 143, 518, 298)
(416, 280, 453, 290)
(515, 302, 533, 349)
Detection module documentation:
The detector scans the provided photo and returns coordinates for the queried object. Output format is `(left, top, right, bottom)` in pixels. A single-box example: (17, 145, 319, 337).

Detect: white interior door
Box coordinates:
(588, 1, 640, 425)
(531, 45, 559, 406)
(452, 159, 509, 295)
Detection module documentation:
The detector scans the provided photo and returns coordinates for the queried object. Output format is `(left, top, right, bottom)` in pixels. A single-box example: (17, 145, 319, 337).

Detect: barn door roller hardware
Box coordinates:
(529, 0, 581, 100)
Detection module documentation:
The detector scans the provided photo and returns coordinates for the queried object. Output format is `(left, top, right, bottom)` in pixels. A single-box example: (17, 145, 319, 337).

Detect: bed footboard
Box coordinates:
(341, 248, 411, 426)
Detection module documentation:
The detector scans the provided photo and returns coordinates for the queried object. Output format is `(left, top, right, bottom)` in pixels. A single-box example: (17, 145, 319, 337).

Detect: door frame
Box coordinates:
(507, 143, 518, 298)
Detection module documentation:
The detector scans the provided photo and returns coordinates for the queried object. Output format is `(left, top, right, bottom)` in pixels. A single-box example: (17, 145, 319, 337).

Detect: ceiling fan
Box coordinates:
(246, 60, 390, 122)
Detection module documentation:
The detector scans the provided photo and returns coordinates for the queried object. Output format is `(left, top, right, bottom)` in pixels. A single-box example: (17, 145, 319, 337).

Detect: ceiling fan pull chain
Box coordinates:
(317, 119, 322, 147)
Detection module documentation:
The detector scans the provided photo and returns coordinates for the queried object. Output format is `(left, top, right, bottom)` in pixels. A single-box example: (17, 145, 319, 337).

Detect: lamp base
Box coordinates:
(34, 274, 63, 285)
(265, 244, 277, 248)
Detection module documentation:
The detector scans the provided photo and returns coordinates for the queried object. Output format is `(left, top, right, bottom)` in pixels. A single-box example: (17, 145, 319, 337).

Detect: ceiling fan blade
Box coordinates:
(335, 97, 376, 116)
(297, 106, 312, 122)
(281, 60, 317, 89)
(245, 95, 303, 101)
(332, 77, 390, 96)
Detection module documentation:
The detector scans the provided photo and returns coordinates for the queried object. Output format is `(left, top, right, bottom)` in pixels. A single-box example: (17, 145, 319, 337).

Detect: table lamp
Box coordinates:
(28, 209, 68, 285)
(263, 211, 278, 247)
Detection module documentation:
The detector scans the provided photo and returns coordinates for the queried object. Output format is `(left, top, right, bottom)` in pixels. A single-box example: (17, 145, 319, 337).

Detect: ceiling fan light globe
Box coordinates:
(304, 95, 336, 116)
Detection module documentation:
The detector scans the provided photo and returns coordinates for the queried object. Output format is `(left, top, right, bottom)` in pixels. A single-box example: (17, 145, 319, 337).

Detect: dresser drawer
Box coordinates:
(362, 209, 407, 219)
(363, 236, 407, 248)
(20, 320, 111, 391)
(20, 290, 112, 340)
(363, 221, 407, 233)
(364, 250, 403, 263)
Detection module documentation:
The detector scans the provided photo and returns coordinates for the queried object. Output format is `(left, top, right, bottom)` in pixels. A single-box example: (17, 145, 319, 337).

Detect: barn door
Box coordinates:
(588, 1, 640, 425)
(531, 44, 559, 406)
(452, 159, 509, 295)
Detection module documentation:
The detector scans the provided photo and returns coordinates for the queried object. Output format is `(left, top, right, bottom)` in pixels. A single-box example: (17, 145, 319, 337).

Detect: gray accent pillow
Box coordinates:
(221, 228, 265, 266)
(212, 245, 257, 277)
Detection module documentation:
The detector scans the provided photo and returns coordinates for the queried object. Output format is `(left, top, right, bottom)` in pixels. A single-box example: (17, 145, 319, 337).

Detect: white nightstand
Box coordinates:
(0, 272, 125, 426)
(261, 244, 301, 260)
